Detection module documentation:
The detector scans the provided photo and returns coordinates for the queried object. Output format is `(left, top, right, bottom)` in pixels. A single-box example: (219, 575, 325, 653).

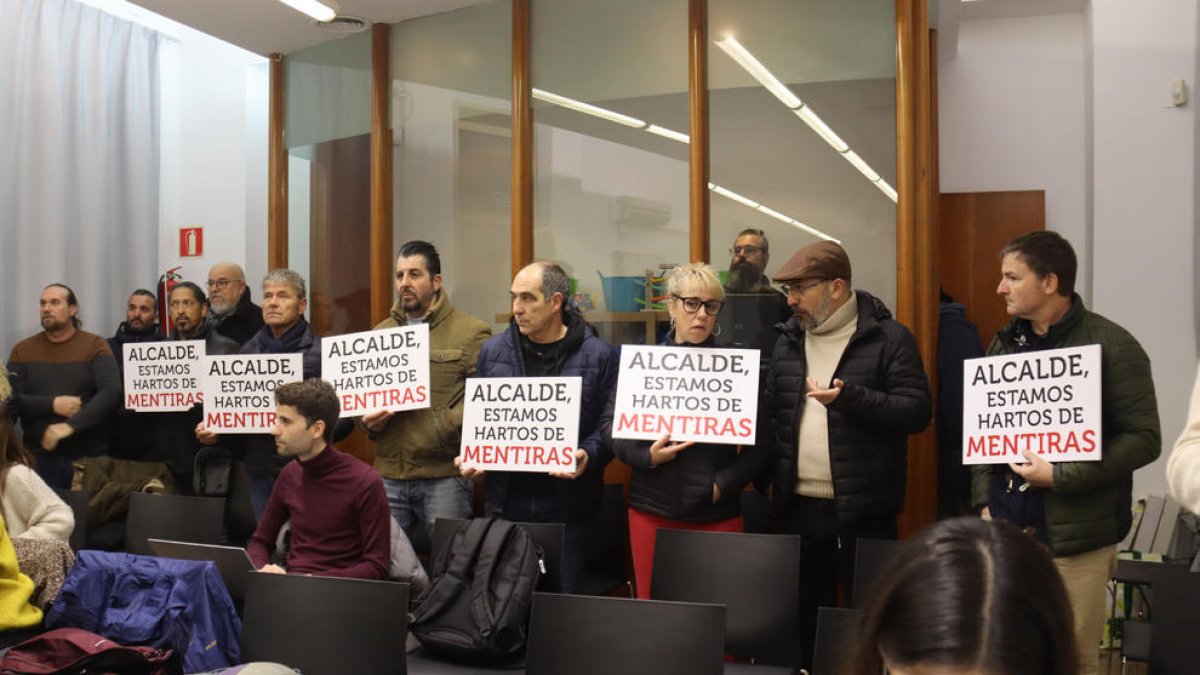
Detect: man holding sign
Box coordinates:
(197, 269, 325, 520)
(359, 241, 491, 541)
(971, 231, 1160, 675)
(462, 261, 616, 593)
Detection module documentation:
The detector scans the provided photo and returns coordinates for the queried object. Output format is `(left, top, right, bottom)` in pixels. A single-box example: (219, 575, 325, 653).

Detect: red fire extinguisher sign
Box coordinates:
(180, 227, 204, 258)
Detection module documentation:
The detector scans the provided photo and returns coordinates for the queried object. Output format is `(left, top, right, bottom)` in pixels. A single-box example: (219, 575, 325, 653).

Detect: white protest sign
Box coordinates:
(460, 377, 582, 473)
(962, 344, 1102, 465)
(123, 340, 206, 411)
(610, 345, 760, 445)
(322, 325, 431, 418)
(202, 354, 303, 433)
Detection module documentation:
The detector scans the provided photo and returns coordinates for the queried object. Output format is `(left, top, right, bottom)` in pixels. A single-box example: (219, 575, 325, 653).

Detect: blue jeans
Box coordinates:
(384, 476, 474, 542)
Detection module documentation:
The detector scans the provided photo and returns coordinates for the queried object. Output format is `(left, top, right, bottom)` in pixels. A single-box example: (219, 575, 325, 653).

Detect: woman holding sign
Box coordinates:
(610, 263, 768, 599)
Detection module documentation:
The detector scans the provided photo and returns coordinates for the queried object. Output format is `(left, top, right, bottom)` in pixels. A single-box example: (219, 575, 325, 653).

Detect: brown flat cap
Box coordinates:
(772, 241, 852, 283)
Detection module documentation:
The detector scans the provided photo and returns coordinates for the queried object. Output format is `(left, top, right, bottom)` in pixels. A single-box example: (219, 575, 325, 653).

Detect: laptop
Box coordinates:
(241, 573, 409, 675)
(147, 538, 256, 599)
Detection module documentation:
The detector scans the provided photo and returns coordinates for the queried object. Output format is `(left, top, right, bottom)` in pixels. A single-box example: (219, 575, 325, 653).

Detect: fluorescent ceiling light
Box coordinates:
(278, 0, 337, 22)
(645, 125, 690, 144)
(842, 150, 881, 183)
(709, 183, 760, 210)
(531, 88, 646, 128)
(877, 181, 898, 202)
(709, 183, 838, 242)
(794, 106, 849, 153)
(714, 36, 803, 109)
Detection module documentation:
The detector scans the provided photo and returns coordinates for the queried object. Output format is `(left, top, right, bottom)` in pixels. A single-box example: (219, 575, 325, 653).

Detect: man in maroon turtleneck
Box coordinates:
(247, 379, 390, 579)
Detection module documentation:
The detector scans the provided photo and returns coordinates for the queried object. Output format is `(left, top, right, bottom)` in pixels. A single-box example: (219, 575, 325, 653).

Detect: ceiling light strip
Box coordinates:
(709, 183, 839, 243)
(278, 0, 337, 23)
(531, 88, 646, 129)
(717, 35, 897, 203)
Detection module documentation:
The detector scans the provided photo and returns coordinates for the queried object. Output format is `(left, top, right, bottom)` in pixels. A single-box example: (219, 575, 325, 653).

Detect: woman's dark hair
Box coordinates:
(851, 517, 1076, 675)
(0, 410, 35, 476)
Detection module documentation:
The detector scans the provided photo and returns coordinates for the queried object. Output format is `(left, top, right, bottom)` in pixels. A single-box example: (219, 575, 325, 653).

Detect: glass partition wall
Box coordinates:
(285, 32, 373, 336)
(707, 0, 897, 307)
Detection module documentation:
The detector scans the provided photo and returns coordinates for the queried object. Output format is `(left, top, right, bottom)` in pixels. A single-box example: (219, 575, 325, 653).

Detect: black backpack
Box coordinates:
(410, 518, 544, 665)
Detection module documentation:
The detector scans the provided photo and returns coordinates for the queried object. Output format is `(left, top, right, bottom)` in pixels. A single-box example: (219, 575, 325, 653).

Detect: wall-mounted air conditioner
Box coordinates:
(610, 196, 671, 227)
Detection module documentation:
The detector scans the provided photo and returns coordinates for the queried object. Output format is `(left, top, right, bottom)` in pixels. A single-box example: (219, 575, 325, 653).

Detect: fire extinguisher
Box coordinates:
(157, 266, 183, 336)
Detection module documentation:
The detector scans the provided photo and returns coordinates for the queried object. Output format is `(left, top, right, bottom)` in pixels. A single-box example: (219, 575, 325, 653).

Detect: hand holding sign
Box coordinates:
(549, 449, 589, 480)
(362, 409, 395, 433)
(1009, 449, 1054, 487)
(648, 433, 695, 467)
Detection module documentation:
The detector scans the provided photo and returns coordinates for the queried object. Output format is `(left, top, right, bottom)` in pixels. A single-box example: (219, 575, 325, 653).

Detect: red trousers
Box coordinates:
(627, 507, 743, 599)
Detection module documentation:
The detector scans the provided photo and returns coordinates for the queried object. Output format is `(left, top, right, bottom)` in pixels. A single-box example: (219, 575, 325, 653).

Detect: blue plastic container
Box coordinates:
(597, 272, 645, 312)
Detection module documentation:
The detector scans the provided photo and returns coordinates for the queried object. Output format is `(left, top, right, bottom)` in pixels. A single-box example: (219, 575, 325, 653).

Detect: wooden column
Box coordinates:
(511, 0, 533, 275)
(688, 0, 710, 263)
(370, 23, 394, 323)
(268, 53, 287, 270)
(895, 0, 938, 536)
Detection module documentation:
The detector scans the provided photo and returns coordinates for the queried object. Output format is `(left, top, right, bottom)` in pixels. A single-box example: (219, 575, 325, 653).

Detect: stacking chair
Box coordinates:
(650, 529, 802, 669)
(851, 537, 899, 608)
(526, 592, 724, 675)
(813, 607, 860, 675)
(124, 492, 224, 556)
(432, 517, 565, 594)
(241, 573, 409, 675)
(52, 488, 89, 551)
(1148, 568, 1200, 674)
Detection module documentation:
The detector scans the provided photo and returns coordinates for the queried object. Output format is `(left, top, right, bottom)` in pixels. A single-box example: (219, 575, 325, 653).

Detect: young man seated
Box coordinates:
(247, 378, 390, 579)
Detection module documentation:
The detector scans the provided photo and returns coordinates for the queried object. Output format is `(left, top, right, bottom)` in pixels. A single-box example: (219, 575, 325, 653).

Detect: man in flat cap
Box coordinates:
(759, 240, 931, 670)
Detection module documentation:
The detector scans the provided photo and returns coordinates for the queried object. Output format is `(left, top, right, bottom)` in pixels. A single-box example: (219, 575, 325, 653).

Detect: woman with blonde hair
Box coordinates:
(610, 262, 768, 598)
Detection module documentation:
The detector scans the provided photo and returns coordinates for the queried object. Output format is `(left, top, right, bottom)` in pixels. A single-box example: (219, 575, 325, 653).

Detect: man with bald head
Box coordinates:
(207, 262, 264, 346)
(462, 260, 616, 593)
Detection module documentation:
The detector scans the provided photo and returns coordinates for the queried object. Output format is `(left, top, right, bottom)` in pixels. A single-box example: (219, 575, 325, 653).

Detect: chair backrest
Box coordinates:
(53, 488, 89, 551)
(649, 529, 802, 667)
(432, 517, 565, 593)
(813, 607, 860, 675)
(241, 573, 409, 675)
(852, 537, 900, 608)
(1149, 568, 1200, 674)
(526, 592, 724, 675)
(125, 492, 224, 556)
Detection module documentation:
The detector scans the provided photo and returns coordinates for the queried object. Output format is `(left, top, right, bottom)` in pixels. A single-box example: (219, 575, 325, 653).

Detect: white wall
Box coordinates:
(940, 5, 1198, 501)
(156, 17, 267, 296)
(939, 13, 1090, 296)
(1089, 0, 1196, 500)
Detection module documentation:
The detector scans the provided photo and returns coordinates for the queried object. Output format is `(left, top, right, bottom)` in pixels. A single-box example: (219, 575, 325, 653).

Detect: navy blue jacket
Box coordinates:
(476, 312, 617, 524)
(238, 318, 322, 478)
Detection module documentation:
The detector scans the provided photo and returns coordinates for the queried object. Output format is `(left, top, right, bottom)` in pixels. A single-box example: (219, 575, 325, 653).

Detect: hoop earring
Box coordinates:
(713, 322, 722, 337)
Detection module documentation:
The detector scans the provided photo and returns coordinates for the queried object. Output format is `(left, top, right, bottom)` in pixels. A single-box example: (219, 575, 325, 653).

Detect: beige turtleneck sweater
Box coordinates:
(795, 291, 858, 499)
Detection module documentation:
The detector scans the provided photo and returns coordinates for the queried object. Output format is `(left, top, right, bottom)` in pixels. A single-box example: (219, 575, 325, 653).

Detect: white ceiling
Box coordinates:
(127, 0, 489, 55)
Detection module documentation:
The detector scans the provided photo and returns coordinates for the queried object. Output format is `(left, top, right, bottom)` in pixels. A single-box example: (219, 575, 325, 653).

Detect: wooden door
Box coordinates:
(938, 190, 1045, 347)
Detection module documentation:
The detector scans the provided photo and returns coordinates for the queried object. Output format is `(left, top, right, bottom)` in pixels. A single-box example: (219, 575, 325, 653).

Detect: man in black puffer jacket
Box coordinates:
(761, 241, 931, 670)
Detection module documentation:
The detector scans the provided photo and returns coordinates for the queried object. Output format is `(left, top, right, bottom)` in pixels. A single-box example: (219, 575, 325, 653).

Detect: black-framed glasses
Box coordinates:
(729, 245, 763, 256)
(206, 278, 233, 290)
(672, 295, 723, 316)
(778, 279, 826, 297)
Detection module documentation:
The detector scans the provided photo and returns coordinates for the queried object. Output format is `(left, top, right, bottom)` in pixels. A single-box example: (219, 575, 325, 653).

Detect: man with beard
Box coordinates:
(721, 229, 790, 362)
(725, 228, 786, 297)
(206, 262, 264, 346)
(6, 284, 121, 488)
(153, 282, 239, 492)
(759, 241, 931, 671)
(360, 241, 490, 542)
(107, 289, 161, 460)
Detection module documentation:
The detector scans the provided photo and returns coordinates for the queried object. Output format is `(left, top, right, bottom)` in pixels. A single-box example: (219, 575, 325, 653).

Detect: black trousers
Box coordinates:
(781, 495, 897, 670)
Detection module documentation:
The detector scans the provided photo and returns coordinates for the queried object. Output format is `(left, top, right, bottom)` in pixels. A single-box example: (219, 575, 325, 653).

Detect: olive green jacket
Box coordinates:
(971, 295, 1161, 556)
(366, 291, 491, 480)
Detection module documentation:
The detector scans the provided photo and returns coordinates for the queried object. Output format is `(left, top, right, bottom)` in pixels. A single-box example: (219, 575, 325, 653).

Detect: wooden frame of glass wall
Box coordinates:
(268, 0, 940, 534)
